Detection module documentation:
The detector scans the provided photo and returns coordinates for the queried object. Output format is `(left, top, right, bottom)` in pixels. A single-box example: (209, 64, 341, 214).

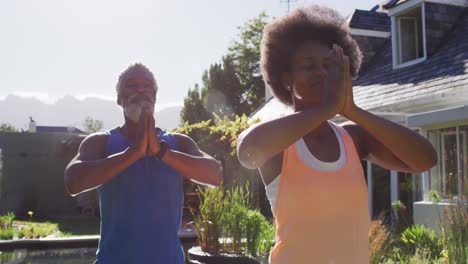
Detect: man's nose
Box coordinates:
(134, 85, 150, 93)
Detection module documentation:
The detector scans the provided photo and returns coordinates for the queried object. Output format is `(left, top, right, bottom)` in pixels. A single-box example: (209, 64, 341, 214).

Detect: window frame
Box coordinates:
(391, 2, 427, 69)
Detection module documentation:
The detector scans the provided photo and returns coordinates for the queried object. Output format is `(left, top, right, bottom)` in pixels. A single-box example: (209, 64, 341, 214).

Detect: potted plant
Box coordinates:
(188, 183, 274, 264)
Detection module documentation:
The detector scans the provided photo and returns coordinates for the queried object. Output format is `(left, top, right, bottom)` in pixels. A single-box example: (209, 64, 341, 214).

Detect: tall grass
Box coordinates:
(440, 198, 468, 263)
(224, 184, 251, 254)
(190, 185, 226, 254)
(369, 214, 393, 264)
(190, 182, 275, 258)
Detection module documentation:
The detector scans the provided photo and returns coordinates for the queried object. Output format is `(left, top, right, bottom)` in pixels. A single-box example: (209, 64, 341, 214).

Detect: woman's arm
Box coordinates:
(340, 57, 437, 173)
(238, 45, 349, 169)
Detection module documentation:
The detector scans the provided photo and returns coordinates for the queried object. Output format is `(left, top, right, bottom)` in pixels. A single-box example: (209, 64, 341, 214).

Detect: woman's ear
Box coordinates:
(281, 72, 292, 92)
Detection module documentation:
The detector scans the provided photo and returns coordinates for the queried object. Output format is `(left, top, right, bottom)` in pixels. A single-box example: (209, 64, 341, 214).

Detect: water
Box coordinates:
(0, 247, 96, 264)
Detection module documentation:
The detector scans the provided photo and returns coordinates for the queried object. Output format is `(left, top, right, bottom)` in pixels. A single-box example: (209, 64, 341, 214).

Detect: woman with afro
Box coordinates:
(237, 4, 436, 263)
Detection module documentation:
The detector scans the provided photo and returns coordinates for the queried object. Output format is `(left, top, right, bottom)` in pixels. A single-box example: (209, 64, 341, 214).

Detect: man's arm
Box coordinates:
(65, 112, 150, 196)
(160, 134, 222, 187)
(64, 133, 142, 196)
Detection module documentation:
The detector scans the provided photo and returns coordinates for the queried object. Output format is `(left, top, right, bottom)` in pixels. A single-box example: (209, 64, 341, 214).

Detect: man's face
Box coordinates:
(119, 72, 156, 123)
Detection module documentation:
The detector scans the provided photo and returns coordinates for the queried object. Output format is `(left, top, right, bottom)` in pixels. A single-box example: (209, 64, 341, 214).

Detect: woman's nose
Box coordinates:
(316, 67, 328, 79)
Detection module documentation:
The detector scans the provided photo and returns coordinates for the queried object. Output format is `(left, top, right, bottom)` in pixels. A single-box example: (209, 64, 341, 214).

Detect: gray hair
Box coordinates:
(116, 63, 158, 95)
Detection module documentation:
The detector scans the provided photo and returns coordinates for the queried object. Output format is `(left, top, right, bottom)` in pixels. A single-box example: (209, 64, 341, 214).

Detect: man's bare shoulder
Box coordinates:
(171, 133, 194, 144)
(171, 133, 200, 155)
(78, 132, 109, 160)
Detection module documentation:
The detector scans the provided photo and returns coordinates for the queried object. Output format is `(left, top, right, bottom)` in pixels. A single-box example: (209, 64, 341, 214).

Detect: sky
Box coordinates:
(0, 0, 380, 111)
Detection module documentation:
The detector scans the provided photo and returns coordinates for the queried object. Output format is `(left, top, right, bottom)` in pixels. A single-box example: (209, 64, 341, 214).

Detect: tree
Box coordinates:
(173, 115, 269, 214)
(203, 57, 245, 119)
(83, 117, 103, 133)
(180, 84, 211, 125)
(0, 123, 18, 133)
(227, 12, 270, 114)
(180, 13, 270, 125)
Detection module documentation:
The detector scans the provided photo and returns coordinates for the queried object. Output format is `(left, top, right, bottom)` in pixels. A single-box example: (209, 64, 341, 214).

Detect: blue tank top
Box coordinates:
(95, 128, 184, 264)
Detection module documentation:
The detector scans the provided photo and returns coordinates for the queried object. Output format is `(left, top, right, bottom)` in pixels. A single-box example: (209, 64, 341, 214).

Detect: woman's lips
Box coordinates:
(310, 80, 324, 87)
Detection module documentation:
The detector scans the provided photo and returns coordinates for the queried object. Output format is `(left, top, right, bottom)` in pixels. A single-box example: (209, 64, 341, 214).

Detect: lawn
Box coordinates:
(0, 213, 100, 239)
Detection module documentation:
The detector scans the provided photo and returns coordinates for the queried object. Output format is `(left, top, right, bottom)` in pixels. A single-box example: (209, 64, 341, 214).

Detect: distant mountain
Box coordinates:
(0, 95, 182, 132)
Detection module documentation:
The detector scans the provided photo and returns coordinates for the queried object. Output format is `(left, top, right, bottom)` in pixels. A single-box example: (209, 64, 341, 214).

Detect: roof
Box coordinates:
(349, 9, 390, 31)
(353, 9, 468, 112)
(382, 0, 404, 9)
(250, 96, 293, 121)
(36, 126, 86, 134)
(252, 4, 468, 123)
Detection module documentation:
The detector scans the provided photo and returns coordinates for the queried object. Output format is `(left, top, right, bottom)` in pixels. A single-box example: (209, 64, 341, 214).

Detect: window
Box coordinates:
(392, 4, 426, 68)
(427, 125, 467, 200)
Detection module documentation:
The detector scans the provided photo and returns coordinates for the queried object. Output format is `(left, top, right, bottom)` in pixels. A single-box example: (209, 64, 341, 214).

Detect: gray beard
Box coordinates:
(123, 101, 154, 123)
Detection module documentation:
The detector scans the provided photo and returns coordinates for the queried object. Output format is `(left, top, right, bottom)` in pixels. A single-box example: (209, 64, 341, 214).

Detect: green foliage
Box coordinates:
(391, 200, 411, 235)
(83, 116, 103, 133)
(227, 12, 270, 115)
(191, 182, 275, 258)
(18, 221, 58, 239)
(0, 122, 17, 132)
(392, 200, 404, 210)
(180, 12, 271, 124)
(440, 200, 468, 263)
(58, 232, 73, 237)
(223, 184, 251, 254)
(0, 212, 15, 229)
(202, 57, 244, 119)
(256, 217, 275, 256)
(429, 190, 442, 203)
(174, 114, 259, 188)
(245, 210, 271, 257)
(400, 225, 444, 260)
(180, 84, 212, 125)
(0, 228, 15, 240)
(0, 213, 58, 240)
(190, 185, 226, 254)
(369, 216, 393, 264)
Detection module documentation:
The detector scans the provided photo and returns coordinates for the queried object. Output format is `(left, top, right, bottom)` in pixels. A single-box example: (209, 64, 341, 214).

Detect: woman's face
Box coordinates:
(282, 41, 331, 111)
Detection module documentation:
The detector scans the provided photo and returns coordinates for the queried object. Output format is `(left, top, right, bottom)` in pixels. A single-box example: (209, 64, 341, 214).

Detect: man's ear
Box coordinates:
(117, 94, 122, 106)
(281, 72, 292, 92)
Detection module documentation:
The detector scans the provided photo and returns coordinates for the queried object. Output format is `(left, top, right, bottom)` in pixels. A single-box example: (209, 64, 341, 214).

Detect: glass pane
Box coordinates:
(372, 164, 390, 220)
(428, 127, 459, 199)
(398, 6, 423, 64)
(398, 172, 416, 225)
(400, 18, 417, 63)
(459, 125, 468, 198)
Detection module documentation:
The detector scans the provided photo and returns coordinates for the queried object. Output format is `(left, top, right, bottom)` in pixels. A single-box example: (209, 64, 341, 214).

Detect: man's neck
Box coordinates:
(120, 120, 140, 143)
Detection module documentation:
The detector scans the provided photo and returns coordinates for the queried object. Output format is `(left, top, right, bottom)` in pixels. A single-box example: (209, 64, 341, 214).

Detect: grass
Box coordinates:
(53, 217, 100, 236)
(0, 220, 58, 239)
(0, 213, 100, 240)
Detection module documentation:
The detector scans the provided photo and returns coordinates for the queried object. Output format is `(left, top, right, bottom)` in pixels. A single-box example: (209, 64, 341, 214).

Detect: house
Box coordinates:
(252, 0, 468, 230)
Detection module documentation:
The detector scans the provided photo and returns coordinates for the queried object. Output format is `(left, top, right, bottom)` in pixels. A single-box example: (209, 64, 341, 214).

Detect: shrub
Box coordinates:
(369, 216, 393, 264)
(440, 199, 468, 263)
(0, 228, 15, 240)
(401, 225, 444, 260)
